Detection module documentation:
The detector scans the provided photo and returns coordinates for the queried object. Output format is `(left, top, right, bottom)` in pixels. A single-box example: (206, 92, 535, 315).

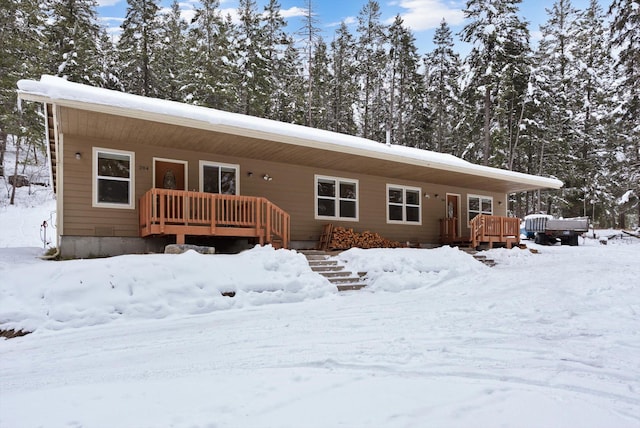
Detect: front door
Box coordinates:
(154, 159, 187, 190)
(446, 194, 460, 239)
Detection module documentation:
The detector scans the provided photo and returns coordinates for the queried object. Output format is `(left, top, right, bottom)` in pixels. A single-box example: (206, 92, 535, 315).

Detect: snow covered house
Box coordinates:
(17, 76, 562, 258)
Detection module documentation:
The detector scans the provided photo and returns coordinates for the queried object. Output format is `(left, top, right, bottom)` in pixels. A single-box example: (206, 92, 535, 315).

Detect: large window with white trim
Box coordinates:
(93, 148, 135, 209)
(387, 184, 422, 224)
(199, 161, 239, 194)
(468, 194, 493, 221)
(315, 175, 358, 220)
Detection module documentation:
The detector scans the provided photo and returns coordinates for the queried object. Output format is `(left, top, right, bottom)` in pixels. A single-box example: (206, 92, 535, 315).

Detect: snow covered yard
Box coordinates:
(1, 196, 639, 427)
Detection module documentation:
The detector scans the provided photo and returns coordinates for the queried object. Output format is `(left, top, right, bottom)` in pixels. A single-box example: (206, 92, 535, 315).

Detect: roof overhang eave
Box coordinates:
(18, 91, 563, 193)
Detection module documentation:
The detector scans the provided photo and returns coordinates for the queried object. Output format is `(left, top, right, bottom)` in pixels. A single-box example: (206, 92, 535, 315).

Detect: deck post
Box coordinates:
(159, 191, 165, 233)
(183, 191, 189, 226)
(209, 194, 217, 234)
(265, 200, 272, 245)
(256, 199, 263, 244)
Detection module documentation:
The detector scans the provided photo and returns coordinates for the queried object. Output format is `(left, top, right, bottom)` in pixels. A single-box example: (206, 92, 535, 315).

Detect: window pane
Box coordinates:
(340, 200, 356, 218)
(406, 206, 419, 222)
(317, 198, 335, 217)
(406, 190, 419, 206)
(389, 204, 403, 221)
(98, 153, 130, 178)
(98, 179, 129, 204)
(220, 167, 236, 194)
(318, 179, 335, 197)
(388, 188, 403, 204)
(469, 212, 479, 221)
(203, 165, 220, 193)
(482, 198, 492, 213)
(469, 197, 480, 212)
(340, 182, 356, 200)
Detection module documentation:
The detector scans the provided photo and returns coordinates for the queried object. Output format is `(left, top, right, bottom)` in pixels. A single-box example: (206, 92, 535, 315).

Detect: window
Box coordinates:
(468, 195, 493, 221)
(93, 148, 134, 209)
(315, 175, 358, 220)
(199, 161, 238, 194)
(387, 185, 422, 224)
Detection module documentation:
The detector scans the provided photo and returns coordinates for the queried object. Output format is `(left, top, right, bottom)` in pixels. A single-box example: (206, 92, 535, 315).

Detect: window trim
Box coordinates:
(467, 194, 493, 224)
(92, 147, 135, 209)
(386, 184, 422, 225)
(198, 160, 240, 195)
(314, 174, 359, 221)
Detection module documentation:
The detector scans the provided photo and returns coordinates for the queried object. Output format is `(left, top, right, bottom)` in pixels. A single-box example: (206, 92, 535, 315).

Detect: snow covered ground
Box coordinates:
(1, 189, 639, 427)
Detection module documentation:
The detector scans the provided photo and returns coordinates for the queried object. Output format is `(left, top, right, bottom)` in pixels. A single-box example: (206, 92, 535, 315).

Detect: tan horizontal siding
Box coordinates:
(61, 134, 508, 245)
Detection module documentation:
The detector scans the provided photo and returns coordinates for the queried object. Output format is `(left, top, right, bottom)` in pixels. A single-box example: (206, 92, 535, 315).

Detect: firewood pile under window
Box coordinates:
(319, 224, 404, 250)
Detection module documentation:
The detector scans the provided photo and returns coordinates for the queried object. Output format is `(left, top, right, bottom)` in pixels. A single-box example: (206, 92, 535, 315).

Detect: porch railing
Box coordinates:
(469, 214, 520, 249)
(139, 188, 290, 248)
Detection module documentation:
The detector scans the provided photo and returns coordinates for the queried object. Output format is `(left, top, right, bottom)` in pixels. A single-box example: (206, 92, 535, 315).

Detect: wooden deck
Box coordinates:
(440, 214, 520, 249)
(139, 189, 290, 248)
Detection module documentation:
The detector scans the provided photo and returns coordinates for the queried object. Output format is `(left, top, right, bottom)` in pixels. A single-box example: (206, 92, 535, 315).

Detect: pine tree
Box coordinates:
(609, 0, 640, 226)
(96, 30, 120, 89)
(270, 42, 306, 124)
(328, 22, 358, 136)
(0, 0, 47, 187)
(386, 15, 427, 148)
(236, 0, 270, 117)
(459, 0, 531, 167)
(186, 0, 237, 109)
(298, 0, 321, 125)
(531, 0, 581, 215)
(262, 0, 293, 120)
(309, 39, 331, 129)
(424, 19, 463, 154)
(44, 0, 103, 85)
(155, 0, 189, 102)
(117, 0, 161, 96)
(356, 0, 388, 142)
(570, 0, 614, 221)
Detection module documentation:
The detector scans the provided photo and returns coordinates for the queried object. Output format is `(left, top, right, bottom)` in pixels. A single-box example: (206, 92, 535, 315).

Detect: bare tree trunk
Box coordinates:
(9, 136, 20, 205)
(32, 141, 38, 164)
(508, 98, 527, 171)
(483, 86, 491, 165)
(0, 129, 6, 176)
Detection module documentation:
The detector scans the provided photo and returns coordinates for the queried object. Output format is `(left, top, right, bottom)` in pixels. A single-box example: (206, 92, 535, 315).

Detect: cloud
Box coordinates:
(219, 7, 239, 22)
(281, 6, 307, 18)
(99, 16, 124, 26)
(97, 0, 121, 6)
(390, 0, 465, 31)
(326, 16, 356, 28)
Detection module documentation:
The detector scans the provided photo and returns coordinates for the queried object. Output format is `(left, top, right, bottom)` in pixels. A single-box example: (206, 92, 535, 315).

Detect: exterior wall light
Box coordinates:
(263, 174, 272, 181)
(75, 152, 82, 160)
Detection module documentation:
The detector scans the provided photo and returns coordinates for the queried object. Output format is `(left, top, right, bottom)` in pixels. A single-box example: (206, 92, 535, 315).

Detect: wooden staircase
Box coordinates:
(300, 250, 367, 291)
(459, 247, 496, 267)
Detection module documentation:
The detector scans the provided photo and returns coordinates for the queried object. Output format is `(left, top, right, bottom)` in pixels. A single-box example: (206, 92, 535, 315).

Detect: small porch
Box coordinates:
(440, 214, 520, 249)
(139, 188, 290, 248)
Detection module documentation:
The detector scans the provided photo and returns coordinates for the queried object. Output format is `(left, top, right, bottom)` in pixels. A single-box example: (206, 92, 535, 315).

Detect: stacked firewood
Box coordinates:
(328, 226, 404, 249)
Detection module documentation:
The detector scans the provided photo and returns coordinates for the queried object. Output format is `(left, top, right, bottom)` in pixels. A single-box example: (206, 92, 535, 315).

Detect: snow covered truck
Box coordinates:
(524, 215, 589, 246)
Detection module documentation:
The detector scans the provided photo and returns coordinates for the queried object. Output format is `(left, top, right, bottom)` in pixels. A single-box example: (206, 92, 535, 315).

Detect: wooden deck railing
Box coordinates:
(139, 189, 290, 248)
(469, 214, 520, 249)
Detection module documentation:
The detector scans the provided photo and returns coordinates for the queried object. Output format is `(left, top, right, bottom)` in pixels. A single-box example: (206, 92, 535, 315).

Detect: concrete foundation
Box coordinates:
(60, 236, 170, 258)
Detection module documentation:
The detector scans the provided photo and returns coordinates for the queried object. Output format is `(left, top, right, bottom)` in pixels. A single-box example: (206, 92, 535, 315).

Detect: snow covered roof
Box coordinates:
(17, 75, 562, 192)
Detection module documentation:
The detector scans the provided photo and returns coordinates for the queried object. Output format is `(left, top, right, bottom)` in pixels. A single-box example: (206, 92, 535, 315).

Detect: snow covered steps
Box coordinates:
(458, 247, 496, 267)
(300, 250, 367, 291)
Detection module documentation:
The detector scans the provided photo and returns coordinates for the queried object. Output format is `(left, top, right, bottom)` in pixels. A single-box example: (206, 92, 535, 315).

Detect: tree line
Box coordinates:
(1, 0, 638, 227)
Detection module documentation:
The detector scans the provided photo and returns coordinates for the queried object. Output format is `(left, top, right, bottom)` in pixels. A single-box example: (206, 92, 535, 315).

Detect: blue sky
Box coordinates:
(97, 0, 609, 55)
